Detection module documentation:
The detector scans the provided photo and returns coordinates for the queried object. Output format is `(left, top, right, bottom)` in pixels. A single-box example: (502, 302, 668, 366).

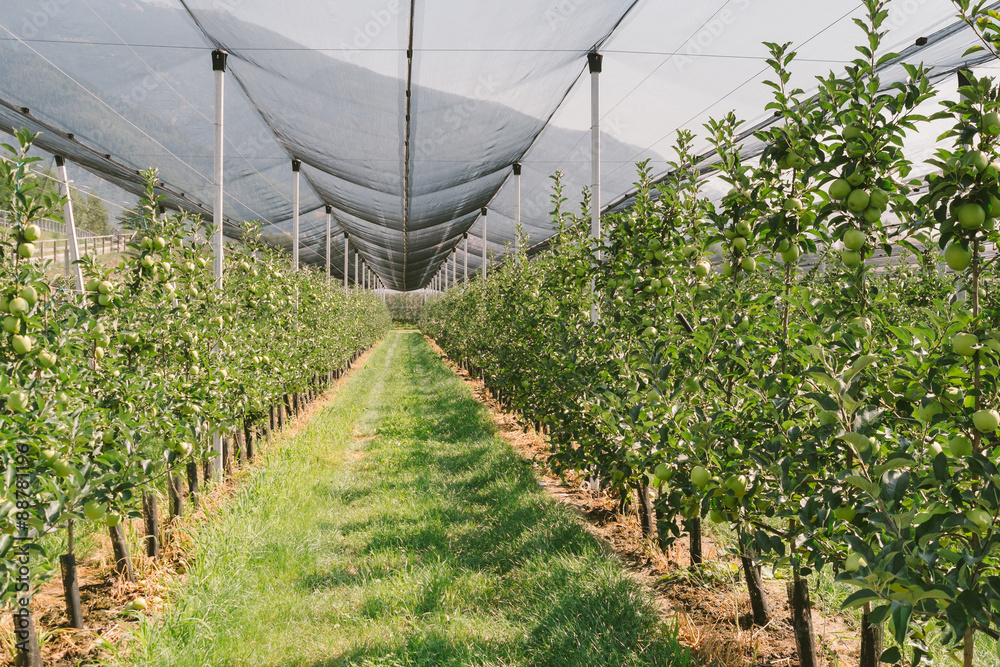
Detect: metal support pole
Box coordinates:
(344, 235, 349, 290)
(588, 51, 602, 323)
(464, 233, 469, 283)
(513, 162, 521, 253)
(325, 205, 332, 283)
(212, 49, 227, 292)
(54, 156, 84, 293)
(211, 48, 228, 479)
(481, 207, 488, 280)
(292, 158, 301, 271)
(354, 250, 359, 286)
(588, 52, 602, 250)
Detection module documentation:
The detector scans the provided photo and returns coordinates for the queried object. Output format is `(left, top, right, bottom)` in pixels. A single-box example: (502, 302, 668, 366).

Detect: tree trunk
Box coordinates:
(860, 602, 883, 667)
(245, 420, 255, 461)
(222, 435, 232, 476)
(269, 404, 276, 433)
(109, 523, 135, 582)
(12, 604, 42, 667)
(142, 492, 160, 558)
(60, 553, 84, 629)
(738, 535, 771, 626)
(787, 574, 818, 667)
(635, 485, 651, 539)
(60, 520, 84, 629)
(186, 460, 199, 509)
(964, 628, 974, 667)
(202, 457, 214, 485)
(235, 427, 246, 466)
(277, 401, 285, 429)
(169, 472, 184, 519)
(688, 517, 703, 566)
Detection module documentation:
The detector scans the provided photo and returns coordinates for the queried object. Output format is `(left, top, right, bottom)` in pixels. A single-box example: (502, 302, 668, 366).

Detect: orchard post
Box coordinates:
(292, 158, 301, 272)
(54, 156, 84, 293)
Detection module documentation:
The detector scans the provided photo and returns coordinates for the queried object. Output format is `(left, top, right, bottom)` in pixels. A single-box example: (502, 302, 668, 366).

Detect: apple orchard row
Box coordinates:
(0, 130, 391, 658)
(424, 4, 999, 666)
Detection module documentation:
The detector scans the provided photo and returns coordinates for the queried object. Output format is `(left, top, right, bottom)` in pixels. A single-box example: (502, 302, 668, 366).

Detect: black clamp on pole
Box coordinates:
(587, 51, 603, 73)
(513, 162, 521, 175)
(291, 158, 301, 172)
(212, 49, 228, 72)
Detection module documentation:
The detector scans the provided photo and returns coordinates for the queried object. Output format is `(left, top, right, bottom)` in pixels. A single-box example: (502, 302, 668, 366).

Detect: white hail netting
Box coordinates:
(0, 0, 991, 289)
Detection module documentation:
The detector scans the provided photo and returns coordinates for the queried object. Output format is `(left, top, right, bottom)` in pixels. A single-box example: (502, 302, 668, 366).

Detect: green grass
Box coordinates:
(115, 332, 690, 667)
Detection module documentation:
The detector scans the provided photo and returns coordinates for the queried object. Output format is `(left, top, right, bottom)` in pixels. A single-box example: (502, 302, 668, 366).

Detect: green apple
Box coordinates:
(8, 297, 29, 315)
(829, 179, 852, 200)
(735, 220, 752, 237)
(984, 111, 1000, 135)
(845, 552, 868, 571)
(38, 350, 57, 369)
(3, 316, 18, 334)
(721, 263, 734, 278)
(949, 435, 973, 457)
(869, 188, 889, 211)
(847, 141, 867, 159)
(17, 243, 35, 259)
(726, 474, 748, 498)
(19, 286, 37, 306)
(83, 501, 107, 521)
(787, 152, 806, 169)
(654, 463, 670, 481)
(846, 170, 866, 187)
(732, 237, 747, 253)
(153, 236, 167, 250)
(842, 250, 862, 268)
(862, 207, 881, 224)
(953, 332, 978, 357)
(973, 409, 1000, 433)
(843, 229, 866, 251)
(709, 509, 726, 524)
(834, 506, 856, 521)
(958, 203, 986, 230)
(642, 326, 657, 339)
(126, 597, 148, 612)
(98, 294, 112, 307)
(6, 390, 29, 412)
(740, 257, 757, 273)
(690, 466, 711, 489)
(11, 334, 32, 355)
(105, 514, 122, 527)
(51, 459, 75, 478)
(915, 400, 943, 423)
(777, 238, 791, 253)
(944, 243, 973, 271)
(694, 260, 711, 278)
(928, 442, 943, 457)
(847, 189, 870, 212)
(966, 150, 989, 173)
(22, 224, 41, 242)
(842, 125, 863, 140)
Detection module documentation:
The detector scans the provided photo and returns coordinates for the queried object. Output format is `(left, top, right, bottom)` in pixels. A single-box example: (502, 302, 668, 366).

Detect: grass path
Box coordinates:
(120, 332, 689, 667)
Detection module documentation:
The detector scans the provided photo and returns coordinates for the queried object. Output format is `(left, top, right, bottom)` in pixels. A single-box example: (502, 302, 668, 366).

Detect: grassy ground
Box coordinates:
(115, 331, 690, 667)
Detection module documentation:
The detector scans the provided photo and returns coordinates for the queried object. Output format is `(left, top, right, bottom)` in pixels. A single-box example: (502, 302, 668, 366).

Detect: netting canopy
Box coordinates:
(0, 1, 992, 289)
